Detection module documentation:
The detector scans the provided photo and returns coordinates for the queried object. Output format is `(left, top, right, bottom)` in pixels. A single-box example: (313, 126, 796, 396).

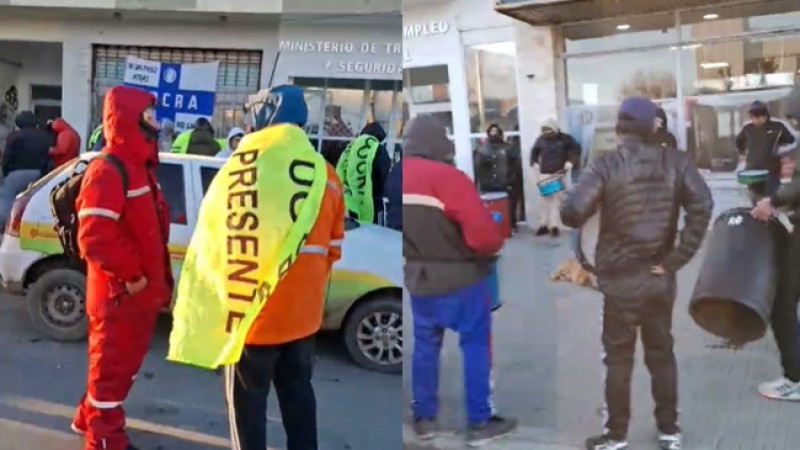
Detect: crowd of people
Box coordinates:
(404, 89, 800, 450)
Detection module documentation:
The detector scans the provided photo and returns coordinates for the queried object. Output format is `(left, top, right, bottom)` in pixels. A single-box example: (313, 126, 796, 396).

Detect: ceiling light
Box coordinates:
(700, 62, 729, 69)
(616, 24, 631, 31)
(703, 13, 719, 20)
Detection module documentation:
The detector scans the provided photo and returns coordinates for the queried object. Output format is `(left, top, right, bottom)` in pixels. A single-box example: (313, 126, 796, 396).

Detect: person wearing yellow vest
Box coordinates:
(335, 122, 391, 224)
(88, 124, 103, 151)
(167, 85, 344, 450)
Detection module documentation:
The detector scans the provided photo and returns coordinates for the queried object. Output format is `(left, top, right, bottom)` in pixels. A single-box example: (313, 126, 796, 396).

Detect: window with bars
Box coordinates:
(291, 77, 404, 165)
(91, 45, 262, 137)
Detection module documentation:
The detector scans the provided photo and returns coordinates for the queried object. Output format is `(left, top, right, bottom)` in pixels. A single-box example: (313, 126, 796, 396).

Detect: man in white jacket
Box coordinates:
(215, 127, 245, 159)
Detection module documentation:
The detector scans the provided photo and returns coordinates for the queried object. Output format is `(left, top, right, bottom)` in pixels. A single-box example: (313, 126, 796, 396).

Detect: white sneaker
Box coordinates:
(658, 433, 682, 450)
(758, 377, 800, 401)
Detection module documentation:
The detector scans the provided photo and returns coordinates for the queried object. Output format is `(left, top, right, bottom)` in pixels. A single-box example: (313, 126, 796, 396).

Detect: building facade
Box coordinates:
(0, 1, 402, 154)
(404, 0, 800, 224)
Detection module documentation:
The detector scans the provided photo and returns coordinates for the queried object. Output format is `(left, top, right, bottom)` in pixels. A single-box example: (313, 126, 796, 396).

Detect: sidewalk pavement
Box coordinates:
(403, 185, 800, 450)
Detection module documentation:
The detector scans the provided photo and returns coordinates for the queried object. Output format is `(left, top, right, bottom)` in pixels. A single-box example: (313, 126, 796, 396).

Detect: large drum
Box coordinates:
(481, 192, 512, 238)
(690, 207, 789, 344)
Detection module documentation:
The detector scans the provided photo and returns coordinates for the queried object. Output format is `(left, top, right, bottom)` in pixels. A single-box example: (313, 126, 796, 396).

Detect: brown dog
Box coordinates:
(551, 257, 597, 289)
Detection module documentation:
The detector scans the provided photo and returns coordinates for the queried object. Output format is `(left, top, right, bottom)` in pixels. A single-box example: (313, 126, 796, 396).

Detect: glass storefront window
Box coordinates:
(403, 65, 450, 104)
(290, 77, 403, 165)
(680, 1, 800, 41)
(465, 41, 519, 133)
(567, 48, 678, 106)
(563, 13, 677, 54)
(681, 34, 800, 96)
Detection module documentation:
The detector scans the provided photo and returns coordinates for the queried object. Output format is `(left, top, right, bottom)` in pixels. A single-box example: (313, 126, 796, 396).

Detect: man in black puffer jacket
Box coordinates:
(561, 97, 713, 450)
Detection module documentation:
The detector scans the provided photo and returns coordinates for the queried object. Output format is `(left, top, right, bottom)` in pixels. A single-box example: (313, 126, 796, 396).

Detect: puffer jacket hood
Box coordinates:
(403, 115, 455, 164)
(15, 111, 37, 129)
(542, 118, 560, 133)
(486, 123, 504, 141)
(361, 122, 387, 142)
(51, 118, 72, 134)
(227, 127, 245, 148)
(103, 85, 158, 165)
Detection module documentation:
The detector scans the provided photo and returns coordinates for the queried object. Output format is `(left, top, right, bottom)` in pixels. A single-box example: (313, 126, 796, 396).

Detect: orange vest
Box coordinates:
(246, 164, 345, 345)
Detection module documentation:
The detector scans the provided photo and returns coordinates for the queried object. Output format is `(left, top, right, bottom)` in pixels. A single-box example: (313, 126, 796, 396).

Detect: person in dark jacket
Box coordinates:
(404, 115, 517, 447)
(360, 122, 392, 224)
(530, 119, 581, 237)
(384, 159, 401, 231)
(1, 111, 52, 226)
(751, 86, 800, 402)
(737, 100, 795, 200)
(186, 118, 221, 156)
(654, 108, 678, 150)
(475, 124, 522, 232)
(561, 97, 713, 450)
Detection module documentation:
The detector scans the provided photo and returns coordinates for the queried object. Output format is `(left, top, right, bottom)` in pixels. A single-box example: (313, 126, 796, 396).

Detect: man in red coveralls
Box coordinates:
(49, 118, 81, 169)
(70, 85, 173, 450)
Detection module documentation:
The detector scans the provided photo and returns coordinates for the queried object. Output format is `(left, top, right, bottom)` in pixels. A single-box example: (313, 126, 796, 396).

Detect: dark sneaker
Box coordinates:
(586, 434, 629, 450)
(466, 415, 517, 447)
(535, 226, 549, 236)
(550, 227, 560, 237)
(412, 419, 437, 440)
(658, 433, 682, 450)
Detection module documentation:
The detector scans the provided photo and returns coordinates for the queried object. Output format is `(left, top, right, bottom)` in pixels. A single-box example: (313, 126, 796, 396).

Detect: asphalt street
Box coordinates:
(403, 181, 800, 450)
(0, 295, 402, 450)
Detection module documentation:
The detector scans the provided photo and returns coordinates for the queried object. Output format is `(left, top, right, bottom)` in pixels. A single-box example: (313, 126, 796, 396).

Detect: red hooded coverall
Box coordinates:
(50, 118, 81, 169)
(72, 85, 173, 450)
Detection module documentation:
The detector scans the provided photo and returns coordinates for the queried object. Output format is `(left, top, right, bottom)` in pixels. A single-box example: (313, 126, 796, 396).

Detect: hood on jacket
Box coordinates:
(542, 118, 560, 134)
(51, 118, 73, 135)
(403, 115, 455, 164)
(226, 126, 245, 149)
(486, 123, 504, 142)
(361, 122, 387, 142)
(103, 85, 158, 164)
(15, 111, 37, 129)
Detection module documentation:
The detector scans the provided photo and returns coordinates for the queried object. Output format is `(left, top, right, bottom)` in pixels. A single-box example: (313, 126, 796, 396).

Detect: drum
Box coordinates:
(481, 192, 512, 238)
(690, 207, 789, 345)
(537, 175, 565, 197)
(736, 169, 769, 186)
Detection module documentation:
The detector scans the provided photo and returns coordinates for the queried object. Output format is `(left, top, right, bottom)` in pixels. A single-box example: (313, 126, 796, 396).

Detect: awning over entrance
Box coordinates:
(494, 0, 767, 25)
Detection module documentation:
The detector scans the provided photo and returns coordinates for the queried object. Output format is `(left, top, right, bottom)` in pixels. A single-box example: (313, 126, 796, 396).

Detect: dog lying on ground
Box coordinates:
(551, 257, 597, 290)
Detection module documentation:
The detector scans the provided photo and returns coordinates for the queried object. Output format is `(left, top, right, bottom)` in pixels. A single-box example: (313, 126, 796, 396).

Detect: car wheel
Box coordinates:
(26, 268, 88, 341)
(343, 295, 402, 374)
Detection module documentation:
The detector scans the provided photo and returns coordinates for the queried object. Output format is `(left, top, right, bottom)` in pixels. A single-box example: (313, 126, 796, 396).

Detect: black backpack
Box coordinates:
(50, 154, 129, 266)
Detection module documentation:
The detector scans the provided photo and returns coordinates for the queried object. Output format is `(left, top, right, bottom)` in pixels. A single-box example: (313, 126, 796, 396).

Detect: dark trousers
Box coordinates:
(773, 230, 800, 382)
(602, 293, 679, 440)
(225, 336, 317, 450)
(507, 187, 523, 228)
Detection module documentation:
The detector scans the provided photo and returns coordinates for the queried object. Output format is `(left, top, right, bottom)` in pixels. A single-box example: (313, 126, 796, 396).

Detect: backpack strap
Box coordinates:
(97, 153, 130, 193)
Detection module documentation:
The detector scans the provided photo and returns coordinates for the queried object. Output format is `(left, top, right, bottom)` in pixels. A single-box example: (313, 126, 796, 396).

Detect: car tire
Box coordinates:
(26, 268, 88, 341)
(343, 295, 402, 374)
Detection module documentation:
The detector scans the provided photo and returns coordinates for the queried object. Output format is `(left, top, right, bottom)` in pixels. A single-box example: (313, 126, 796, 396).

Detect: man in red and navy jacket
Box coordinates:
(402, 115, 517, 447)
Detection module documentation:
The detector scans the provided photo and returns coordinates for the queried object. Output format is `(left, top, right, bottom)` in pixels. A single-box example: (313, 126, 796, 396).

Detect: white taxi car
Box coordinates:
(0, 153, 403, 373)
